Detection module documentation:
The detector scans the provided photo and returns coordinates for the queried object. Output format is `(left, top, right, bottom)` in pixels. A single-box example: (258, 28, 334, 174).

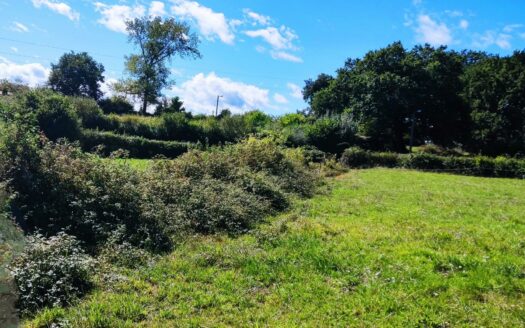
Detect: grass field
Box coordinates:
(24, 169, 525, 327)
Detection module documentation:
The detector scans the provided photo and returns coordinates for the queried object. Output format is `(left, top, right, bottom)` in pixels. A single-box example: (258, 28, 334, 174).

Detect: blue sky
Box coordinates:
(1, 0, 525, 115)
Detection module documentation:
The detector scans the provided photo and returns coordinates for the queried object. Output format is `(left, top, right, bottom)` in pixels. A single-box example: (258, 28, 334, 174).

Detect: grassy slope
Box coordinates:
(27, 169, 525, 327)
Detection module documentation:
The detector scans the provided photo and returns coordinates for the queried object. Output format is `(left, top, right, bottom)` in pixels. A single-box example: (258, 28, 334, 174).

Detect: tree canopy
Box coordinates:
(48, 52, 105, 100)
(118, 16, 201, 115)
(305, 42, 525, 155)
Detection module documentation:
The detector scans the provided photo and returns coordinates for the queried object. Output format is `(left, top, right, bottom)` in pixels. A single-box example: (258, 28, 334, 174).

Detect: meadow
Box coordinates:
(24, 168, 525, 327)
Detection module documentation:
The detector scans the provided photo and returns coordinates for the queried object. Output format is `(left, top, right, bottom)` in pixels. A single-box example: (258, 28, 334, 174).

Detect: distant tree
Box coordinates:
(48, 52, 105, 100)
(155, 96, 185, 115)
(302, 73, 333, 105)
(98, 96, 135, 115)
(117, 17, 201, 115)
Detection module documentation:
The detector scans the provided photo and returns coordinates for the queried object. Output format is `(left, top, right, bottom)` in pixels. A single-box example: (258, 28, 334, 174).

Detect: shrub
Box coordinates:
(340, 147, 525, 178)
(4, 140, 171, 252)
(13, 89, 81, 141)
(98, 96, 135, 115)
(69, 97, 105, 129)
(81, 130, 192, 158)
(9, 233, 94, 315)
(340, 147, 373, 168)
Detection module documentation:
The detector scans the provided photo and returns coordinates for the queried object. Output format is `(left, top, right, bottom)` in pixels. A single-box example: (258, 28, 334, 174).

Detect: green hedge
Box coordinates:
(80, 130, 193, 158)
(340, 147, 525, 179)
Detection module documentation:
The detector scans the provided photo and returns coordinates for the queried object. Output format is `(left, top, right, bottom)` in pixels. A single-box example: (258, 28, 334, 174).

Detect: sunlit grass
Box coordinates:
(26, 169, 525, 327)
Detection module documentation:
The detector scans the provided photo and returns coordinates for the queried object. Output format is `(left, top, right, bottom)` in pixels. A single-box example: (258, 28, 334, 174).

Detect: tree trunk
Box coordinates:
(141, 94, 148, 115)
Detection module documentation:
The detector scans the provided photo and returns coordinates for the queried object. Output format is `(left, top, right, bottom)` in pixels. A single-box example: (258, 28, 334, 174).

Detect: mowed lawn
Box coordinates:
(27, 169, 525, 327)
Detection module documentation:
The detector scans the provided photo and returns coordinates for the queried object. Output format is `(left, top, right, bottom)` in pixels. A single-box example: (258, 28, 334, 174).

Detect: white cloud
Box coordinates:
(287, 83, 302, 99)
(0, 57, 49, 87)
(11, 21, 29, 33)
(270, 51, 303, 63)
(445, 10, 463, 18)
(243, 9, 271, 26)
(245, 26, 298, 50)
(171, 0, 235, 45)
(94, 2, 145, 34)
(415, 15, 453, 46)
(149, 1, 166, 17)
(10, 47, 18, 53)
(273, 93, 288, 104)
(473, 31, 512, 50)
(503, 24, 523, 33)
(32, 0, 79, 21)
(171, 72, 271, 114)
(459, 19, 469, 30)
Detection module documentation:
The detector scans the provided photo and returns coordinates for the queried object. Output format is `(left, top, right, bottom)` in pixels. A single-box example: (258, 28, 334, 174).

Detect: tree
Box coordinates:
(119, 17, 200, 115)
(48, 52, 105, 100)
(155, 96, 185, 115)
(302, 73, 333, 105)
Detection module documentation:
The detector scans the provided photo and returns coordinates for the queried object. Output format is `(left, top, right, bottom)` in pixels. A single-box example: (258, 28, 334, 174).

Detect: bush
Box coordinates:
(340, 147, 525, 178)
(13, 89, 81, 141)
(81, 130, 192, 158)
(69, 97, 106, 129)
(98, 96, 135, 115)
(9, 233, 94, 315)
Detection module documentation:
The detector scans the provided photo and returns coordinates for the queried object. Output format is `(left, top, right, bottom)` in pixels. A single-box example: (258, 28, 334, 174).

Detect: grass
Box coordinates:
(25, 168, 525, 326)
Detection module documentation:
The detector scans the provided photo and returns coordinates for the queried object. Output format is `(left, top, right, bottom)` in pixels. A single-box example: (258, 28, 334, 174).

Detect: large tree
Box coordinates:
(48, 52, 105, 100)
(119, 17, 201, 115)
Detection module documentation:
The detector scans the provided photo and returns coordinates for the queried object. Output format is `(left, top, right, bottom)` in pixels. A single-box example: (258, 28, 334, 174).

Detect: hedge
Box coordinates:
(80, 129, 194, 158)
(340, 147, 525, 179)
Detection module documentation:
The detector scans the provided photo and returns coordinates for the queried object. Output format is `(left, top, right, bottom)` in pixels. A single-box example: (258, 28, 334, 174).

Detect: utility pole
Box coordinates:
(215, 95, 223, 117)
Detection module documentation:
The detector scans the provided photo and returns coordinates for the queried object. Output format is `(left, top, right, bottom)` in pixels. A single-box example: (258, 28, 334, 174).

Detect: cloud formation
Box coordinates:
(32, 0, 79, 21)
(94, 2, 146, 33)
(287, 83, 302, 99)
(171, 72, 271, 114)
(415, 15, 453, 46)
(10, 22, 29, 33)
(473, 31, 512, 50)
(171, 0, 235, 44)
(0, 57, 49, 87)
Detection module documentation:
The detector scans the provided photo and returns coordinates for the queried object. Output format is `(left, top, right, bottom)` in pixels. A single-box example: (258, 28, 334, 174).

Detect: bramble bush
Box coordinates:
(9, 233, 94, 314)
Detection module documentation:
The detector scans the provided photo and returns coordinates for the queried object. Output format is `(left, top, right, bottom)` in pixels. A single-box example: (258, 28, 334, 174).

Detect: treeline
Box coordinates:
(304, 42, 525, 156)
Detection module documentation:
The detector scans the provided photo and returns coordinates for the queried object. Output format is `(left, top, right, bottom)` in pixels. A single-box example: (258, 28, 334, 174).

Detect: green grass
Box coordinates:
(26, 169, 525, 327)
(111, 158, 152, 170)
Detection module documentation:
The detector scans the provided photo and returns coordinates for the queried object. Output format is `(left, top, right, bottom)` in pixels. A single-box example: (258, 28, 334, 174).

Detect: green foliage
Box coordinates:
(155, 96, 185, 115)
(81, 129, 192, 158)
(12, 89, 81, 141)
(10, 233, 94, 315)
(48, 52, 105, 100)
(69, 97, 106, 128)
(98, 96, 135, 115)
(120, 17, 200, 114)
(306, 43, 525, 155)
(340, 147, 525, 178)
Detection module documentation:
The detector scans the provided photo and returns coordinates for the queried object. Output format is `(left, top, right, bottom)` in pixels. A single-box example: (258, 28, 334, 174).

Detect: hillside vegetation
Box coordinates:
(25, 169, 525, 327)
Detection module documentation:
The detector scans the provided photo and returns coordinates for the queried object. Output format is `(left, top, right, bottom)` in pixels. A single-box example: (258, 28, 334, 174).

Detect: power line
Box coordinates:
(0, 35, 305, 82)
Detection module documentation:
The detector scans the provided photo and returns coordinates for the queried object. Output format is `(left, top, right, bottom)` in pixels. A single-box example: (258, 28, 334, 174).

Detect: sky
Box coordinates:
(1, 0, 525, 115)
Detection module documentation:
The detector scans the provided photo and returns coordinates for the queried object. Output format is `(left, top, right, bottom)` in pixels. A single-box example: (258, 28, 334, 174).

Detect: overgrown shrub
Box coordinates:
(12, 89, 81, 141)
(9, 233, 94, 314)
(69, 97, 106, 129)
(98, 96, 135, 115)
(81, 129, 192, 158)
